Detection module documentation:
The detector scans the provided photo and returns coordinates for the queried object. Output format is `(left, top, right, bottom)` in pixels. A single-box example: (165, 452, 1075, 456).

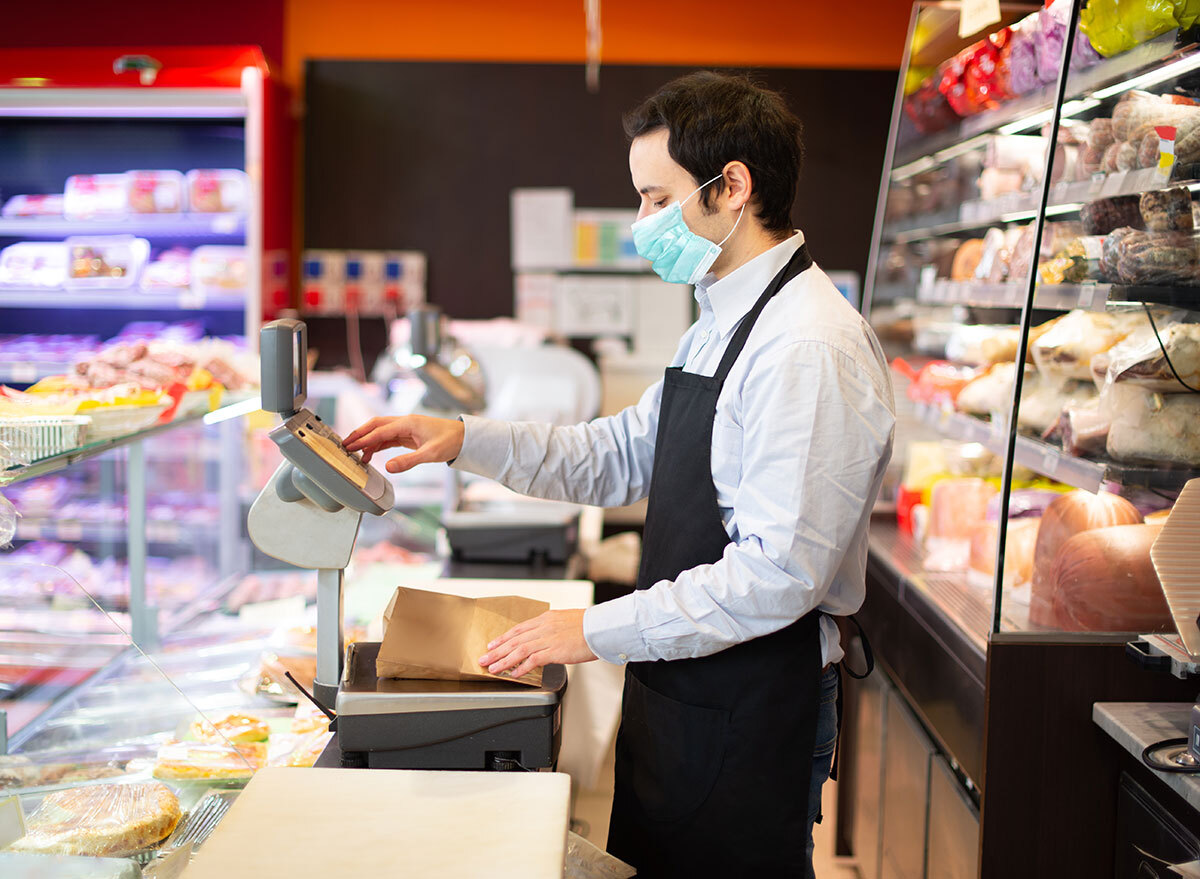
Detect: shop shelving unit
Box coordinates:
(847, 4, 1200, 878)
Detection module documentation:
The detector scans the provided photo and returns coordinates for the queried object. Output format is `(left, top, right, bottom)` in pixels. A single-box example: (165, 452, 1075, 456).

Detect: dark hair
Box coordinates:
(623, 71, 804, 235)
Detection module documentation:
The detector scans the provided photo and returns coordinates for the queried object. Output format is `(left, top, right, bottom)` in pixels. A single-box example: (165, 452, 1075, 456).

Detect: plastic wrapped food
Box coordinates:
(1096, 321, 1200, 392)
(1050, 523, 1170, 631)
(126, 170, 185, 214)
(963, 28, 1013, 110)
(1088, 118, 1116, 153)
(1053, 397, 1111, 456)
(1081, 0, 1193, 57)
(1081, 195, 1144, 235)
(1106, 383, 1200, 465)
(0, 241, 67, 289)
(2, 194, 64, 218)
(903, 76, 961, 134)
(139, 248, 191, 291)
(186, 169, 248, 213)
(190, 712, 271, 745)
(951, 239, 986, 281)
(897, 359, 978, 406)
(63, 236, 149, 290)
(969, 517, 1040, 589)
(946, 324, 1021, 366)
(928, 478, 998, 541)
(152, 741, 264, 780)
(1031, 310, 1139, 381)
(1001, 13, 1041, 96)
(1030, 490, 1142, 627)
(1018, 377, 1097, 433)
(63, 174, 127, 219)
(956, 361, 1019, 416)
(1140, 187, 1195, 232)
(1116, 229, 1200, 285)
(1101, 226, 1137, 280)
(190, 245, 248, 295)
(7, 782, 181, 857)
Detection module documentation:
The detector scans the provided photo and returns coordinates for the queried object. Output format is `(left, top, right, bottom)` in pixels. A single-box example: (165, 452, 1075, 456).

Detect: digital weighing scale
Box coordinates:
(247, 319, 566, 770)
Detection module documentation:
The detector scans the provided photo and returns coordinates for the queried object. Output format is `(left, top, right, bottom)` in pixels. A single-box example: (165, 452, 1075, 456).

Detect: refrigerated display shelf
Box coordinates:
(883, 195, 1039, 243)
(14, 518, 218, 544)
(0, 288, 245, 312)
(912, 401, 1200, 492)
(1047, 168, 1197, 207)
(0, 214, 245, 240)
(892, 30, 1186, 176)
(918, 279, 1200, 311)
(1, 397, 257, 486)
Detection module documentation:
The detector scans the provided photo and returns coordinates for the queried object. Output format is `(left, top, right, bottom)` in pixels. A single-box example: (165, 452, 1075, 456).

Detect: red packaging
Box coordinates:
(904, 77, 960, 134)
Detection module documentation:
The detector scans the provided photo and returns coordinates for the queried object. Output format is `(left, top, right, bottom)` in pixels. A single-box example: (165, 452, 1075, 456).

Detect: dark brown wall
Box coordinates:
(304, 61, 896, 319)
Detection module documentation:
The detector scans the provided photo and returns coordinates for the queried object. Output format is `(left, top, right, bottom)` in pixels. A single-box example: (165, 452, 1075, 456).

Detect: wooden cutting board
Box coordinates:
(182, 768, 570, 878)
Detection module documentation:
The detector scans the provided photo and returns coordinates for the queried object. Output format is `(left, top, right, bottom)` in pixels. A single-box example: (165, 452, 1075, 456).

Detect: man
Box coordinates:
(344, 71, 894, 878)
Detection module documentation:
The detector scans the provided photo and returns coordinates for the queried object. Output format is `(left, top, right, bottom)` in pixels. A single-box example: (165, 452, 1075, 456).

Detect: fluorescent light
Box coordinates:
(1092, 51, 1200, 100)
(999, 109, 1053, 135)
(1059, 98, 1102, 118)
(1044, 202, 1083, 216)
(203, 395, 262, 425)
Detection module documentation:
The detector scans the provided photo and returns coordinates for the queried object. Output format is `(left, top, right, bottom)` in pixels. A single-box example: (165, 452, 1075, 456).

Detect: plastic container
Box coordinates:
(63, 174, 128, 219)
(0, 415, 90, 467)
(125, 170, 185, 214)
(0, 241, 68, 288)
(1, 194, 64, 218)
(63, 235, 150, 290)
(139, 248, 191, 291)
(186, 169, 248, 214)
(190, 245, 248, 296)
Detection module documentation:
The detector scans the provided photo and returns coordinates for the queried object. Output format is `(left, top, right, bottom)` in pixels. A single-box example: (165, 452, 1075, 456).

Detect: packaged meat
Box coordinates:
(1000, 13, 1040, 96)
(1096, 320, 1200, 393)
(63, 173, 127, 219)
(7, 782, 181, 857)
(1050, 523, 1170, 631)
(139, 248, 191, 291)
(956, 361, 1019, 416)
(1101, 226, 1138, 281)
(963, 28, 1013, 110)
(1116, 140, 1140, 171)
(984, 135, 1046, 174)
(1081, 195, 1143, 235)
(977, 167, 1026, 200)
(1039, 235, 1104, 284)
(927, 478, 998, 570)
(1029, 490, 1142, 627)
(896, 359, 978, 406)
(1031, 309, 1138, 381)
(186, 169, 248, 214)
(63, 236, 149, 290)
(1017, 376, 1097, 434)
(946, 324, 1021, 366)
(1087, 118, 1116, 153)
(1, 193, 64, 218)
(190, 245, 248, 296)
(1106, 383, 1200, 466)
(153, 741, 264, 780)
(1116, 229, 1199, 285)
(0, 241, 67, 288)
(969, 517, 1040, 589)
(1052, 397, 1111, 456)
(902, 77, 960, 135)
(1139, 131, 1163, 168)
(1008, 224, 1037, 284)
(190, 712, 271, 745)
(1140, 187, 1195, 233)
(125, 170, 185, 214)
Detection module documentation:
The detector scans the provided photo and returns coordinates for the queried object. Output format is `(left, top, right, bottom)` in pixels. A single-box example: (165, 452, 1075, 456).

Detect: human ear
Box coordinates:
(721, 161, 753, 212)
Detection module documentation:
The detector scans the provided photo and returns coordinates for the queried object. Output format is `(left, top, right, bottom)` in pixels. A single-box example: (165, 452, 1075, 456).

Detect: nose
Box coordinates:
(636, 203, 652, 222)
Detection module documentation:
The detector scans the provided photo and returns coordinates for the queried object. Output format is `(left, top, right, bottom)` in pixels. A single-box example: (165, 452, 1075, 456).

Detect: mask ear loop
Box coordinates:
(717, 204, 745, 247)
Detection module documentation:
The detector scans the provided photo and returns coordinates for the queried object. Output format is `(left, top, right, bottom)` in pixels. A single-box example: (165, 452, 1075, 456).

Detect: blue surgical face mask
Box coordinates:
(631, 173, 745, 285)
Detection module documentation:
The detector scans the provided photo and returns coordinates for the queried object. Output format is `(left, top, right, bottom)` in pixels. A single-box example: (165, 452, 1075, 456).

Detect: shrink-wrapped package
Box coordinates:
(1050, 523, 1170, 631)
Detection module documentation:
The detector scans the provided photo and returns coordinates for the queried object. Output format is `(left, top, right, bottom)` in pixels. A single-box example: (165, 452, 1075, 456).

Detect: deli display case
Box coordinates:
(849, 3, 1200, 876)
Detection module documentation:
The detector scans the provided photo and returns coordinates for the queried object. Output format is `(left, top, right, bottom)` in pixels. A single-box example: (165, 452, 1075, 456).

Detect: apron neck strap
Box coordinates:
(713, 242, 813, 383)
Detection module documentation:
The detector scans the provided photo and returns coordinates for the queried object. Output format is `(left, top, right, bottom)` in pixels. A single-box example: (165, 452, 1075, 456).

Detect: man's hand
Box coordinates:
(478, 609, 597, 679)
(342, 415, 465, 474)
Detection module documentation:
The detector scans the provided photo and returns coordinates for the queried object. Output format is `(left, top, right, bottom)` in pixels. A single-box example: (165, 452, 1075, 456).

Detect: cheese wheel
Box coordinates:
(1050, 523, 1169, 631)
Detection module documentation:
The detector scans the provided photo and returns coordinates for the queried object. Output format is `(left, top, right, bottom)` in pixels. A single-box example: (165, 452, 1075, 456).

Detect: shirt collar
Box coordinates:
(694, 231, 806, 338)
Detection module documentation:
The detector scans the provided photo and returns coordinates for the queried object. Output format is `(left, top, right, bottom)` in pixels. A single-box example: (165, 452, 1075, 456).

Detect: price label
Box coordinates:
(1079, 281, 1097, 309)
(959, 0, 1001, 38)
(9, 363, 37, 383)
(179, 289, 207, 310)
(1088, 172, 1106, 196)
(1042, 449, 1059, 475)
(0, 796, 26, 850)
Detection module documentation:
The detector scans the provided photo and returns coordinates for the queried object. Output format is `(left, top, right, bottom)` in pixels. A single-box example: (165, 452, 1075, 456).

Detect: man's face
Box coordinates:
(629, 128, 725, 243)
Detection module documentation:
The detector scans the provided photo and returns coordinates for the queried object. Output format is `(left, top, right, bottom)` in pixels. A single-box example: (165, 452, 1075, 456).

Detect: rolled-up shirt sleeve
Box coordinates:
(583, 340, 894, 664)
(451, 375, 663, 510)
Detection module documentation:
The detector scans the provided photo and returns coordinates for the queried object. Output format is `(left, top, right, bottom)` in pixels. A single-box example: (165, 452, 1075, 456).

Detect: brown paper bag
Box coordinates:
(376, 586, 549, 687)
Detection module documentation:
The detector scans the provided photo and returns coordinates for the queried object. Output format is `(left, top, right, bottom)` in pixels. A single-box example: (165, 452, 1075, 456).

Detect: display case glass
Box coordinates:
(864, 1, 1200, 645)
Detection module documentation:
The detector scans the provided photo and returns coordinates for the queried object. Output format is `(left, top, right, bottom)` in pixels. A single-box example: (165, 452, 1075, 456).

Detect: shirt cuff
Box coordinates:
(583, 594, 645, 665)
(449, 415, 511, 479)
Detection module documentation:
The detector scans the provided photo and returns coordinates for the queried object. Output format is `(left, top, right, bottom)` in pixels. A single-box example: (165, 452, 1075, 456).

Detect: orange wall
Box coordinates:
(284, 0, 913, 85)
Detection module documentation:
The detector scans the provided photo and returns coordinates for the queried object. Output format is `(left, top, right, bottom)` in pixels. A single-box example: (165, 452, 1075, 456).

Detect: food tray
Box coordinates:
(84, 404, 169, 442)
(0, 415, 90, 466)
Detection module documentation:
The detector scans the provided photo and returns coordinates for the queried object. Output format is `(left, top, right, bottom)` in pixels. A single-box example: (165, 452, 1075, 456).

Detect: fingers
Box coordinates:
(344, 420, 408, 453)
(342, 417, 389, 448)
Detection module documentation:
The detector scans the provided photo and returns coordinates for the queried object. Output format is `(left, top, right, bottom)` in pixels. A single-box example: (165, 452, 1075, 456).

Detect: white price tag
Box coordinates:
(0, 796, 26, 850)
(919, 265, 937, 298)
(1089, 172, 1106, 196)
(1079, 281, 1097, 309)
(9, 362, 37, 383)
(959, 0, 1001, 38)
(239, 594, 307, 625)
(1042, 449, 1059, 475)
(179, 289, 207, 310)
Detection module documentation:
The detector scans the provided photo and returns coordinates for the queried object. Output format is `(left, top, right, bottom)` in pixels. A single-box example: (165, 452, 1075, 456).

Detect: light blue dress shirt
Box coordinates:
(453, 232, 895, 667)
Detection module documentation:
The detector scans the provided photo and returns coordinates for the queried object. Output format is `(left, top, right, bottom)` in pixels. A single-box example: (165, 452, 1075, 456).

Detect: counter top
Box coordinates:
(1094, 702, 1200, 812)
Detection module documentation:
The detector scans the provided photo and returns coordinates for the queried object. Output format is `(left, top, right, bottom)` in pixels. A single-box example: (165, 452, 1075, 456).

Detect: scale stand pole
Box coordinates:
(314, 567, 345, 711)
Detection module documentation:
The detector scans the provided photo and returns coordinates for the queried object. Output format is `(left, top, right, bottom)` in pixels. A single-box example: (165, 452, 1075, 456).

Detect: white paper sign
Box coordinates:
(959, 0, 1001, 38)
(511, 188, 574, 271)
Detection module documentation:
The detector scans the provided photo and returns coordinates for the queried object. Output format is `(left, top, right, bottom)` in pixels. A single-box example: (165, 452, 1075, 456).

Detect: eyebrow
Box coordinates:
(637, 185, 665, 195)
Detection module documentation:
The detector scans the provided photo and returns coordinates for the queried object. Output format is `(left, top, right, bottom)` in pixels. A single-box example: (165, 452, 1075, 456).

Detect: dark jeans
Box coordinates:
(805, 665, 839, 879)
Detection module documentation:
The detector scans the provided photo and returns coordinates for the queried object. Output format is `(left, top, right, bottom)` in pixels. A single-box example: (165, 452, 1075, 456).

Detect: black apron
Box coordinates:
(607, 243, 821, 878)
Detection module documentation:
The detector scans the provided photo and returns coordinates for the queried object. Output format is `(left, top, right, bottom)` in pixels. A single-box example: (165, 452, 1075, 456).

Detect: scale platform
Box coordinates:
(333, 642, 567, 771)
